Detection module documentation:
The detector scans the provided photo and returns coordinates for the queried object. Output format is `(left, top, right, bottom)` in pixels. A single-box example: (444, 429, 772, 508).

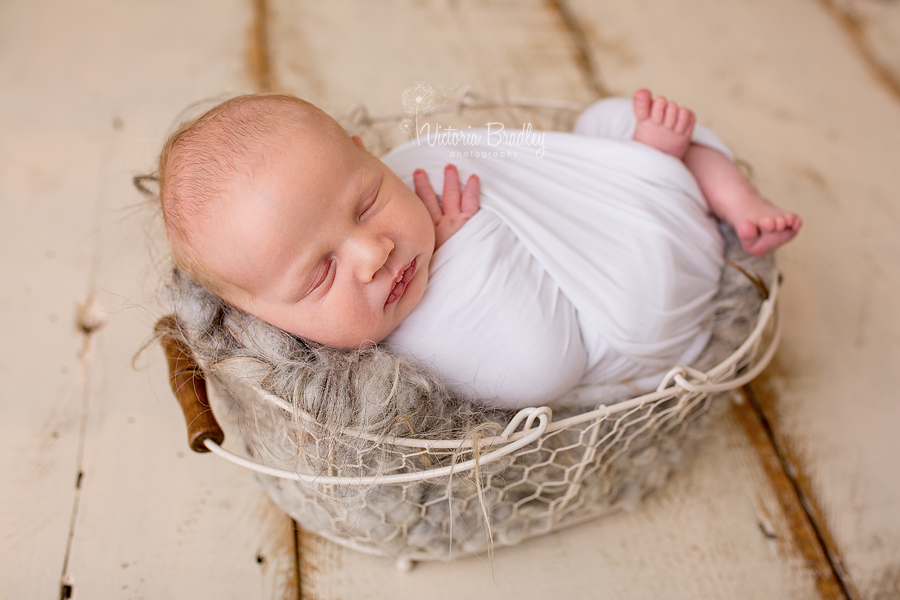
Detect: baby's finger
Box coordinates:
(460, 174, 480, 216)
(441, 164, 462, 216)
(413, 169, 443, 225)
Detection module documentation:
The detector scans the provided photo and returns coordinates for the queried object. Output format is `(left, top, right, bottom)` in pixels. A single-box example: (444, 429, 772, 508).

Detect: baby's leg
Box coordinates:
(632, 89, 800, 255)
(683, 144, 801, 255)
(576, 91, 801, 255)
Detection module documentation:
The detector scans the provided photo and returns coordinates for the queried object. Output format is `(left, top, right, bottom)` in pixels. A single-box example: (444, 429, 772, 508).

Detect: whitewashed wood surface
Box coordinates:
(0, 0, 297, 598)
(2, 0, 898, 598)
(831, 0, 900, 96)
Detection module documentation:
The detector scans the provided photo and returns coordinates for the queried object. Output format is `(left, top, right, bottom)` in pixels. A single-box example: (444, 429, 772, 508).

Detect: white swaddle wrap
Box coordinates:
(382, 98, 729, 409)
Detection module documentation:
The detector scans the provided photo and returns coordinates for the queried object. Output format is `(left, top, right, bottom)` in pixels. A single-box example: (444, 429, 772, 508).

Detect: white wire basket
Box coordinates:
(154, 90, 781, 568)
(158, 263, 778, 569)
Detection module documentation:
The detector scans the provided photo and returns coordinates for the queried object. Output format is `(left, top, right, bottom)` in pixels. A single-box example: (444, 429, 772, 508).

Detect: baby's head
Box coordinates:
(159, 94, 435, 348)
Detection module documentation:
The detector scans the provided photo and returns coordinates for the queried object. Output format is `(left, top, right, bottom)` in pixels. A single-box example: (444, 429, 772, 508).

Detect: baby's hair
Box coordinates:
(157, 93, 338, 301)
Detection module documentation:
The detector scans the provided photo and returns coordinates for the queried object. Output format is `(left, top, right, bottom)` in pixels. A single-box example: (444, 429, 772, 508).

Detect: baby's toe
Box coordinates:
(633, 89, 652, 120)
(651, 96, 667, 124)
(737, 220, 760, 243)
(774, 214, 787, 231)
(675, 108, 693, 134)
(784, 212, 800, 230)
(664, 101, 679, 128)
(759, 216, 776, 232)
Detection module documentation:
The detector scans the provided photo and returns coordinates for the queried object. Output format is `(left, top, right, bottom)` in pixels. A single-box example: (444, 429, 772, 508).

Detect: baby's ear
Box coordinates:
(351, 135, 366, 151)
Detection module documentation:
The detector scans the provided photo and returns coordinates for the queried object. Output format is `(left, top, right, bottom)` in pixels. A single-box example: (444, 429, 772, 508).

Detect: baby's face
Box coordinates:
(192, 127, 435, 348)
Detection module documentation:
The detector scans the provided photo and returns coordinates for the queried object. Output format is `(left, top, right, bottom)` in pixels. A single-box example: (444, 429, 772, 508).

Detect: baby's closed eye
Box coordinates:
(296, 258, 335, 302)
(358, 177, 384, 221)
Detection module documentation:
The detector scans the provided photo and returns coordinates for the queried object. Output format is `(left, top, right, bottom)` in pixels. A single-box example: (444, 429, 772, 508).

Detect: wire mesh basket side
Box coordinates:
(226, 379, 733, 561)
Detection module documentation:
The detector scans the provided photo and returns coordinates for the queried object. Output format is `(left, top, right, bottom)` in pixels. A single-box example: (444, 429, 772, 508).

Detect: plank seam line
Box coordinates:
(59, 296, 102, 600)
(813, 0, 900, 101)
(251, 0, 274, 92)
(293, 519, 302, 600)
(546, 0, 609, 99)
(745, 385, 861, 600)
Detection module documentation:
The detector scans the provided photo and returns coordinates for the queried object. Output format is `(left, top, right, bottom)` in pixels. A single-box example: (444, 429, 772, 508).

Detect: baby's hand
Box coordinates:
(413, 164, 480, 250)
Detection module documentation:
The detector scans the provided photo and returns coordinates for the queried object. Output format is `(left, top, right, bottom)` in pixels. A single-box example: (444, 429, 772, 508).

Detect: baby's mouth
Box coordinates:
(386, 259, 417, 306)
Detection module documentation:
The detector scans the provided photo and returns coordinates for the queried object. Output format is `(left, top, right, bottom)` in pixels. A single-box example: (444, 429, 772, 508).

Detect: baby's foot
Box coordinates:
(732, 195, 803, 256)
(633, 89, 695, 159)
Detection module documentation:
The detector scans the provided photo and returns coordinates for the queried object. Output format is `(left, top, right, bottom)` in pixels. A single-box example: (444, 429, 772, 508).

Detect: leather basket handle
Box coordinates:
(155, 316, 225, 453)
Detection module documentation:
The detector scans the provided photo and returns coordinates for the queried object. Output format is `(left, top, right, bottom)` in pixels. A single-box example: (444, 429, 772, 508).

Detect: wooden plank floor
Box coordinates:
(1, 0, 898, 598)
(0, 1, 297, 598)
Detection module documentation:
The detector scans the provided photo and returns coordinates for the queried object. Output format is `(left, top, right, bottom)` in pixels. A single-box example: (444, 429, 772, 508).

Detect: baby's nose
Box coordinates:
(348, 232, 394, 281)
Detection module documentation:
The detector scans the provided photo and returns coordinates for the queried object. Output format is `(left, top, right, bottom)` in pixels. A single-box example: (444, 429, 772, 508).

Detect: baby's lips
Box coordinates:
(385, 258, 417, 306)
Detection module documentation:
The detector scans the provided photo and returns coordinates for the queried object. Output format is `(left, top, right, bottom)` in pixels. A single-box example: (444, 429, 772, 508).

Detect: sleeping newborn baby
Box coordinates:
(157, 90, 800, 409)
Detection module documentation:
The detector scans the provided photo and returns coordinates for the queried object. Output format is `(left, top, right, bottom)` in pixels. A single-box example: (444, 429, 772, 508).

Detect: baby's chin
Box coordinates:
(330, 311, 417, 350)
(347, 320, 406, 349)
(303, 321, 401, 350)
